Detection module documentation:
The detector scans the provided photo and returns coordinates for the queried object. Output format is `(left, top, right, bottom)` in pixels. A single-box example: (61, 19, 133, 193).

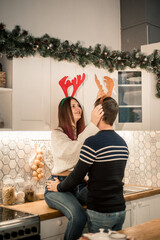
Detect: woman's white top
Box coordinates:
(51, 122, 98, 174)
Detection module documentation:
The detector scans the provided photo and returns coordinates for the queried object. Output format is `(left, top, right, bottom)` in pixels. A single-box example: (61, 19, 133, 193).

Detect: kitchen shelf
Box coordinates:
(0, 87, 12, 92)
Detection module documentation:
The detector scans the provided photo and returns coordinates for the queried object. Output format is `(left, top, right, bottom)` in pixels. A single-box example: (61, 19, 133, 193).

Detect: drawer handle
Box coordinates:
(57, 220, 62, 226)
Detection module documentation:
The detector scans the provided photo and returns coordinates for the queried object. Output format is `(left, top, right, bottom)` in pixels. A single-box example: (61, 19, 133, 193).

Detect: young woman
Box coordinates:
(44, 96, 103, 240)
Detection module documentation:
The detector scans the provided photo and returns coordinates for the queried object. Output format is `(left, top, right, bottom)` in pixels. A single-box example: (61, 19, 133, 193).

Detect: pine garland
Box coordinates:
(0, 23, 160, 97)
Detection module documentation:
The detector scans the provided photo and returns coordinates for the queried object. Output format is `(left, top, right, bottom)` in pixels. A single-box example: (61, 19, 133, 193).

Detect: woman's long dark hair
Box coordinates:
(58, 97, 85, 140)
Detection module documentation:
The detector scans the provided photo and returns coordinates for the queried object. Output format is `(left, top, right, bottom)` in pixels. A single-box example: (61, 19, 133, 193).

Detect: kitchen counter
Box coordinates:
(120, 218, 160, 240)
(2, 186, 160, 221)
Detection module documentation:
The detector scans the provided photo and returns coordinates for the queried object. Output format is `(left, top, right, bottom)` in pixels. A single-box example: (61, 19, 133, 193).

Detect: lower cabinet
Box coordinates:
(40, 216, 68, 240)
(123, 194, 160, 229)
(40, 194, 160, 238)
(41, 216, 88, 240)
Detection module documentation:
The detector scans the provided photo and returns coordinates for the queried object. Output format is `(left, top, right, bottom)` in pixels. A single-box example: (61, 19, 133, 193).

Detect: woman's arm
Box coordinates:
(51, 121, 98, 157)
(51, 104, 103, 158)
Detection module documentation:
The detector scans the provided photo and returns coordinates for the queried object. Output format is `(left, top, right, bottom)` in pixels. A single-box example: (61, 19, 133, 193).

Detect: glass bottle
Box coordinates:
(2, 176, 15, 205)
(15, 174, 25, 204)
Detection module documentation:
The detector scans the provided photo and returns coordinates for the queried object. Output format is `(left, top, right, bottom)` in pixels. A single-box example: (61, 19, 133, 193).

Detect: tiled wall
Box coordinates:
(0, 131, 160, 191)
(0, 132, 53, 192)
(118, 131, 160, 187)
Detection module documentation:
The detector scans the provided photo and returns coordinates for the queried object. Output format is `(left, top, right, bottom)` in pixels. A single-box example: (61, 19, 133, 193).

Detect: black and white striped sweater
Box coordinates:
(57, 130, 129, 213)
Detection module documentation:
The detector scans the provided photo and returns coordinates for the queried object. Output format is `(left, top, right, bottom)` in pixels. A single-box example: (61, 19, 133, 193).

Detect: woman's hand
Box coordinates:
(96, 90, 102, 100)
(91, 104, 104, 126)
(46, 178, 60, 192)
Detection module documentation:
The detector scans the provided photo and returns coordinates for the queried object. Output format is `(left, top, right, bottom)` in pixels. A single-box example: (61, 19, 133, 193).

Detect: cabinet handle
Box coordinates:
(138, 201, 142, 207)
(57, 220, 62, 226)
(132, 202, 137, 209)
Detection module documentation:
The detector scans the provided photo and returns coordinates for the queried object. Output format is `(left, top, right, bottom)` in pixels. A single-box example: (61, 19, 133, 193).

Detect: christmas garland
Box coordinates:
(0, 23, 160, 97)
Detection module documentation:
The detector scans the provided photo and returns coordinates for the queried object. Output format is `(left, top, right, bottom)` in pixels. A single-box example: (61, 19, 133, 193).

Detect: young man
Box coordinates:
(47, 97, 129, 233)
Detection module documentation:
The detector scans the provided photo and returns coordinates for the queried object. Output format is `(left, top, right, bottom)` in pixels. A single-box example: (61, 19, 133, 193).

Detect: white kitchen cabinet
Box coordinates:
(1, 45, 159, 131)
(40, 195, 160, 237)
(43, 235, 64, 240)
(0, 58, 13, 130)
(115, 69, 151, 130)
(40, 216, 68, 240)
(0, 88, 12, 130)
(122, 201, 133, 229)
(141, 42, 160, 131)
(0, 55, 51, 130)
(40, 216, 88, 240)
(132, 197, 151, 226)
(123, 194, 160, 229)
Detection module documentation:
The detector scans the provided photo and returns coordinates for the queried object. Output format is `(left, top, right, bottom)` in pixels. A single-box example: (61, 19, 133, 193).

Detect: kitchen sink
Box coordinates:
(123, 185, 153, 195)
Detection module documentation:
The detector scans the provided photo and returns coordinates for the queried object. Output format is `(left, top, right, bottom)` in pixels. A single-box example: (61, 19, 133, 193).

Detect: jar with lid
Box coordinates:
(15, 174, 25, 204)
(2, 176, 15, 205)
(24, 177, 35, 202)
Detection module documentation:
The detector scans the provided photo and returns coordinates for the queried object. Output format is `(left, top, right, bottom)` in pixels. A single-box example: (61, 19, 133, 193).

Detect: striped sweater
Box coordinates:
(57, 130, 129, 213)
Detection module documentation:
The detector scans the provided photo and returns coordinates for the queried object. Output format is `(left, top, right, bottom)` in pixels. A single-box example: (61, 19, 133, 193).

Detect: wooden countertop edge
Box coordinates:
(124, 188, 160, 201)
(2, 187, 160, 221)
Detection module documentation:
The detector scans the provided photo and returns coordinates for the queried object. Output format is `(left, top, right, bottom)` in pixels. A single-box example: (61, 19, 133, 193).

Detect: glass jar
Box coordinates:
(24, 177, 35, 202)
(0, 114, 4, 128)
(15, 174, 25, 204)
(35, 185, 45, 200)
(0, 181, 2, 204)
(2, 176, 15, 205)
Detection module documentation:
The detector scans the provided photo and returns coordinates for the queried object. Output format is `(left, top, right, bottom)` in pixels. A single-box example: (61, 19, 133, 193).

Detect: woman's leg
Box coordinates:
(45, 191, 87, 240)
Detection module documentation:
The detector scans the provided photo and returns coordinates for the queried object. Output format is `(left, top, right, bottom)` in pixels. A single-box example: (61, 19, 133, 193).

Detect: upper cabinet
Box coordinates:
(0, 48, 159, 131)
(0, 55, 51, 131)
(115, 68, 151, 130)
(141, 42, 160, 131)
(0, 57, 12, 130)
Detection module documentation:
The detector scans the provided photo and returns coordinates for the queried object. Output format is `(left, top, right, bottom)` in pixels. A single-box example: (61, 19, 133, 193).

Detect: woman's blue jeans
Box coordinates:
(86, 209, 126, 233)
(44, 175, 87, 240)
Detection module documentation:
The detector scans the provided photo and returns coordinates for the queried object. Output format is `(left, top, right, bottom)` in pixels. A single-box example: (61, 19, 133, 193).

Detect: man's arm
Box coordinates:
(57, 160, 90, 192)
(47, 140, 95, 192)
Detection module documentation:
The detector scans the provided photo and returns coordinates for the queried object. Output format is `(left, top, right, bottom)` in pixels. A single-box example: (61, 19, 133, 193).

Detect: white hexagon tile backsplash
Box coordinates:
(0, 131, 160, 190)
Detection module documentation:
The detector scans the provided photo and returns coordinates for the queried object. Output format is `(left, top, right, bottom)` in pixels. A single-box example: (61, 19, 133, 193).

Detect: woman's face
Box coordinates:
(70, 99, 82, 124)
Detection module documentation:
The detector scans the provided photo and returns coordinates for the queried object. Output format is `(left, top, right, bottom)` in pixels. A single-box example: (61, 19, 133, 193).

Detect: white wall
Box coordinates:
(0, 0, 121, 129)
(0, 0, 121, 50)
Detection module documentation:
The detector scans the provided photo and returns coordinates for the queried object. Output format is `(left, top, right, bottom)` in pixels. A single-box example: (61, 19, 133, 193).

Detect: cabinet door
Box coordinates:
(141, 42, 160, 131)
(12, 56, 51, 130)
(123, 201, 133, 229)
(40, 216, 68, 239)
(41, 234, 64, 240)
(149, 194, 160, 220)
(115, 69, 150, 130)
(135, 198, 151, 225)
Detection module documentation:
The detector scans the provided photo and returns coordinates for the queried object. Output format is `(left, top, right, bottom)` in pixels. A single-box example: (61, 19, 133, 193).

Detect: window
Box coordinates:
(118, 71, 142, 123)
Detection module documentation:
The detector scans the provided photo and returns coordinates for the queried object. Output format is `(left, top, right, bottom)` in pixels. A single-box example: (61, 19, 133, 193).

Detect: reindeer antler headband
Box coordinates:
(95, 74, 114, 103)
(59, 73, 86, 105)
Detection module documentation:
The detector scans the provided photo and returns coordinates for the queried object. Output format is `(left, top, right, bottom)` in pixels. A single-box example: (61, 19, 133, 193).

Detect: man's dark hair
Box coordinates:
(95, 97, 119, 126)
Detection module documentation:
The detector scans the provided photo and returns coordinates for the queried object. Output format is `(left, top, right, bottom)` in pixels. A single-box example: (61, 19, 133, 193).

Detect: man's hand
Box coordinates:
(46, 178, 60, 192)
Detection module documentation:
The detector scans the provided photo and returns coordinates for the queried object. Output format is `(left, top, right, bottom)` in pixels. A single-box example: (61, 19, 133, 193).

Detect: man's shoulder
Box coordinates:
(83, 132, 100, 147)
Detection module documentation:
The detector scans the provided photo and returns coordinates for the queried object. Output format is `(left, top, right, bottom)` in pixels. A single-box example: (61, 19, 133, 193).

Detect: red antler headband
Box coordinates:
(59, 73, 86, 105)
(95, 74, 114, 103)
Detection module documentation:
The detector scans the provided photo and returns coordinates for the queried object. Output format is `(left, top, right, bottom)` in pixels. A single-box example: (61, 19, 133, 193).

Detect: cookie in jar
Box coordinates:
(2, 176, 15, 205)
